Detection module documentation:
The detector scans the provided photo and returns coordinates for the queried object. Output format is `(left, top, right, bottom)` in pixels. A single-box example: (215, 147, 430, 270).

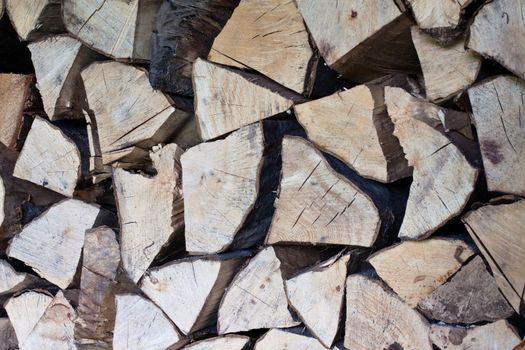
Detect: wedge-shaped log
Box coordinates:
(183, 335, 250, 350)
(369, 238, 474, 307)
(5, 0, 64, 41)
(385, 87, 478, 239)
(255, 329, 326, 350)
(0, 318, 17, 350)
(114, 144, 184, 282)
(0, 259, 36, 295)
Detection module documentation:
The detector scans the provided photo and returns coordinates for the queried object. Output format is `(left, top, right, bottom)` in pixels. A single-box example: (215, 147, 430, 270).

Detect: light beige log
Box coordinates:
(114, 144, 184, 282)
(468, 75, 525, 196)
(5, 0, 63, 41)
(184, 335, 250, 350)
(0, 259, 35, 295)
(369, 238, 474, 307)
(218, 247, 299, 333)
(208, 0, 315, 94)
(13, 117, 81, 197)
(7, 199, 101, 288)
(193, 58, 300, 140)
(468, 0, 525, 80)
(182, 124, 264, 254)
(266, 136, 381, 246)
(0, 318, 18, 350)
(255, 329, 326, 350)
(385, 87, 478, 239)
(0, 74, 33, 149)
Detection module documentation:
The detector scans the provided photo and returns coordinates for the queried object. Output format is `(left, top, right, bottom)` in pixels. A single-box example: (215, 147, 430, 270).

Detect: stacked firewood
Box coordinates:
(0, 0, 524, 349)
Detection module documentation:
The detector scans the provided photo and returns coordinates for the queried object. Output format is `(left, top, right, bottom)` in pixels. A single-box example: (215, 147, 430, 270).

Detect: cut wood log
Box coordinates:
(149, 0, 239, 95)
(217, 246, 299, 333)
(208, 0, 316, 94)
(468, 75, 525, 196)
(468, 0, 525, 80)
(113, 294, 185, 350)
(62, 0, 161, 61)
(254, 329, 326, 350)
(411, 27, 481, 102)
(13, 116, 81, 197)
(0, 318, 18, 350)
(182, 124, 264, 254)
(7, 198, 102, 288)
(193, 58, 303, 140)
(285, 252, 350, 348)
(430, 320, 521, 350)
(385, 87, 478, 240)
(114, 143, 184, 282)
(369, 238, 475, 307)
(0, 175, 3, 227)
(345, 275, 432, 350)
(463, 198, 525, 314)
(183, 335, 250, 350)
(0, 259, 35, 295)
(266, 136, 381, 246)
(5, 0, 64, 41)
(296, 0, 419, 82)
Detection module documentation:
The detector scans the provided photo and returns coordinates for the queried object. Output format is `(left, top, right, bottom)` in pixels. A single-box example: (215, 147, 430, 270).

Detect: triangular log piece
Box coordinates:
(208, 0, 316, 94)
(344, 275, 432, 350)
(266, 136, 381, 246)
(411, 27, 481, 102)
(296, 0, 419, 82)
(418, 255, 513, 323)
(0, 318, 18, 350)
(5, 0, 64, 41)
(254, 329, 326, 350)
(468, 75, 525, 196)
(285, 252, 350, 348)
(429, 320, 521, 350)
(140, 252, 249, 335)
(385, 87, 478, 239)
(114, 143, 184, 282)
(113, 294, 185, 350)
(217, 247, 299, 333)
(6, 198, 102, 288)
(462, 199, 525, 314)
(182, 124, 264, 254)
(62, 0, 161, 61)
(0, 259, 36, 295)
(13, 116, 81, 197)
(368, 238, 474, 308)
(183, 335, 250, 350)
(467, 0, 525, 80)
(193, 58, 303, 140)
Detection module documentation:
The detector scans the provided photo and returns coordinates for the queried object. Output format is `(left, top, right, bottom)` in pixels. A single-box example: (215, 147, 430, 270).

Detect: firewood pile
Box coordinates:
(0, 0, 524, 349)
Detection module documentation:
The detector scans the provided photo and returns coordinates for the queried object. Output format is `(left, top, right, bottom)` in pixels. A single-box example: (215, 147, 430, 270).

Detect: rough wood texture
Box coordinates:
(468, 75, 525, 196)
(184, 335, 250, 350)
(193, 58, 302, 140)
(369, 238, 474, 308)
(296, 0, 419, 82)
(0, 259, 34, 295)
(0, 175, 4, 227)
(0, 73, 33, 149)
(114, 144, 184, 282)
(254, 329, 326, 350)
(345, 275, 432, 350)
(7, 199, 102, 289)
(411, 27, 481, 102)
(209, 0, 315, 94)
(266, 136, 381, 246)
(385, 87, 478, 240)
(13, 117, 81, 197)
(5, 0, 64, 41)
(218, 247, 299, 333)
(0, 318, 18, 350)
(468, 0, 525, 80)
(182, 124, 264, 254)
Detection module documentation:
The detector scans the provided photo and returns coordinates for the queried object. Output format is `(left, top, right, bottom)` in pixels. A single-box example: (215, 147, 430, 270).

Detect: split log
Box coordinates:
(193, 58, 303, 140)
(0, 318, 17, 350)
(13, 117, 81, 197)
(254, 329, 326, 350)
(184, 335, 250, 350)
(411, 28, 481, 102)
(182, 124, 264, 254)
(62, 0, 161, 61)
(5, 0, 64, 41)
(113, 294, 185, 350)
(7, 198, 103, 288)
(345, 275, 432, 350)
(285, 252, 350, 348)
(468, 0, 525, 80)
(463, 198, 525, 314)
(0, 259, 35, 295)
(296, 0, 419, 82)
(468, 75, 525, 196)
(217, 246, 300, 333)
(385, 87, 478, 240)
(149, 0, 239, 95)
(368, 238, 474, 307)
(0, 175, 3, 227)
(208, 0, 316, 94)
(114, 144, 184, 282)
(430, 320, 521, 350)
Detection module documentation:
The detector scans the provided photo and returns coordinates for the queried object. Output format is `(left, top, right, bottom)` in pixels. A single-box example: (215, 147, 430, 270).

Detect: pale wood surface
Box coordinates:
(255, 329, 326, 350)
(183, 335, 250, 350)
(0, 73, 33, 149)
(468, 75, 525, 195)
(182, 124, 264, 254)
(266, 136, 381, 246)
(385, 87, 478, 239)
(369, 238, 474, 307)
(0, 318, 18, 350)
(6, 0, 63, 41)
(408, 0, 470, 30)
(0, 259, 32, 295)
